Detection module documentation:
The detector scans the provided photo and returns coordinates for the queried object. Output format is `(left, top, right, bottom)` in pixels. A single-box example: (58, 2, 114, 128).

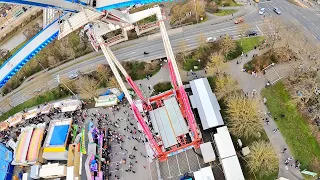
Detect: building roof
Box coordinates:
(163, 97, 188, 136)
(214, 126, 236, 159)
(221, 156, 245, 180)
(190, 78, 224, 130)
(200, 142, 216, 163)
(149, 107, 177, 148)
(193, 166, 215, 180)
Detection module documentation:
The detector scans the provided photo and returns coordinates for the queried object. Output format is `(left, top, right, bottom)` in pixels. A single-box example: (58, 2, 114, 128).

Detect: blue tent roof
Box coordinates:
(50, 125, 70, 145)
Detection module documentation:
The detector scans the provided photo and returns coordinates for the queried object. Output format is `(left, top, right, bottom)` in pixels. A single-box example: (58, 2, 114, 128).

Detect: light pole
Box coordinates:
(56, 74, 78, 98)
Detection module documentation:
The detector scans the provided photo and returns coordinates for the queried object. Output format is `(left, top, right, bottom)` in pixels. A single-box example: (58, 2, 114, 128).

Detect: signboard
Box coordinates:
(81, 128, 87, 154)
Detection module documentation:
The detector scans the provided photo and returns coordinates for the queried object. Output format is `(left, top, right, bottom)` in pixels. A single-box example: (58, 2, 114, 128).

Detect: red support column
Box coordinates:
(178, 86, 199, 141)
(131, 103, 165, 159)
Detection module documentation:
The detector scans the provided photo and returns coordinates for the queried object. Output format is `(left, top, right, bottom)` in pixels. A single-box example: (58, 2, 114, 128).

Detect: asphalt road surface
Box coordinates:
(2, 0, 320, 112)
(1, 20, 265, 111)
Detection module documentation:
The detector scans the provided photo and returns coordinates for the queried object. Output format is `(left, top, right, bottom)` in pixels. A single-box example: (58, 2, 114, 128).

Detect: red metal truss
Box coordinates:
(131, 103, 165, 160)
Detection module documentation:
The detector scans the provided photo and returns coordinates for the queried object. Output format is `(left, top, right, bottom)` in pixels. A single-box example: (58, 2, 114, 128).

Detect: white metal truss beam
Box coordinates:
(58, 8, 103, 40)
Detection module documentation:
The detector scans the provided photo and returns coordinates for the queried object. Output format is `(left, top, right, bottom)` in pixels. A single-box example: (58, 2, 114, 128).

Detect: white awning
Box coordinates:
(190, 78, 224, 130)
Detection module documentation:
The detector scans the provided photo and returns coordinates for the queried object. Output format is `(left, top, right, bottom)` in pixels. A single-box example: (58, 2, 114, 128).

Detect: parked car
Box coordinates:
(68, 69, 81, 79)
(246, 30, 258, 37)
(234, 17, 244, 24)
(206, 37, 217, 43)
(273, 7, 281, 15)
(259, 8, 265, 15)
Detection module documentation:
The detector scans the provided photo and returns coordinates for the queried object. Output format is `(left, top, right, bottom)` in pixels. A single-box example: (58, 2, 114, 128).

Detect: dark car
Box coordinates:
(246, 30, 258, 37)
(273, 7, 281, 15)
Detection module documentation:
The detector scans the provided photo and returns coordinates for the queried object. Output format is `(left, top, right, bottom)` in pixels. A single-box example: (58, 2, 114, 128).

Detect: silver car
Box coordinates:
(273, 7, 281, 15)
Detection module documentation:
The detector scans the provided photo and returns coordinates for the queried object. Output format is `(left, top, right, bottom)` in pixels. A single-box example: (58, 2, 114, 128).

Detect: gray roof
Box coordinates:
(190, 78, 224, 130)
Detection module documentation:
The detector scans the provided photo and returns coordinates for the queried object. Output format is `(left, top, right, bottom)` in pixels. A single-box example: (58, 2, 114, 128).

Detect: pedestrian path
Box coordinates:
(227, 50, 303, 180)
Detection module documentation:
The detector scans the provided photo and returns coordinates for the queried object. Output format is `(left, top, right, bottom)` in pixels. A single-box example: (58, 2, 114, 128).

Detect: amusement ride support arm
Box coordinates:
(156, 9, 199, 141)
(97, 36, 163, 157)
(105, 47, 147, 104)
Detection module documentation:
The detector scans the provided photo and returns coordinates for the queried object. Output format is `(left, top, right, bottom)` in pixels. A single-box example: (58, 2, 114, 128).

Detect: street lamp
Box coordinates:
(56, 74, 78, 99)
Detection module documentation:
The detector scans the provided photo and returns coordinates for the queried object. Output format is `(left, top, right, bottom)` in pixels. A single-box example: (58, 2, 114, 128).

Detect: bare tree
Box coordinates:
(219, 35, 236, 57)
(178, 40, 188, 62)
(206, 52, 228, 75)
(225, 93, 263, 138)
(96, 64, 111, 82)
(215, 74, 238, 99)
(197, 33, 207, 47)
(246, 140, 278, 177)
(75, 76, 99, 99)
(60, 76, 77, 93)
(108, 77, 121, 89)
(238, 22, 249, 45)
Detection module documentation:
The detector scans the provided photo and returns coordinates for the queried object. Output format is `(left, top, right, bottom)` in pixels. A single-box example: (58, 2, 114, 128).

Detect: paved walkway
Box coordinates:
(227, 50, 303, 180)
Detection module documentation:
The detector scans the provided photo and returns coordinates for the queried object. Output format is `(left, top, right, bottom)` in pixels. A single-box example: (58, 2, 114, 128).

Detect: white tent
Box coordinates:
(194, 166, 215, 180)
(95, 95, 118, 107)
(7, 113, 23, 127)
(24, 108, 40, 120)
(214, 126, 236, 159)
(221, 156, 245, 180)
(200, 142, 216, 163)
(190, 78, 224, 130)
(41, 104, 53, 114)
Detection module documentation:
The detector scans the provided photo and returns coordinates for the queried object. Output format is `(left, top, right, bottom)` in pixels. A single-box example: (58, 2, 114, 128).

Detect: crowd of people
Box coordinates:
(84, 101, 152, 180)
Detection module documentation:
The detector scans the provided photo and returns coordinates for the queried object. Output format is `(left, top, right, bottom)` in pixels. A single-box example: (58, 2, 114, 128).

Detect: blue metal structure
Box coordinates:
(0, 143, 13, 180)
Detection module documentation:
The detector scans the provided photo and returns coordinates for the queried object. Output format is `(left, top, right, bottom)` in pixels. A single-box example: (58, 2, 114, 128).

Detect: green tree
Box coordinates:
(207, 52, 228, 75)
(215, 74, 237, 98)
(219, 35, 236, 57)
(246, 140, 278, 177)
(225, 93, 263, 138)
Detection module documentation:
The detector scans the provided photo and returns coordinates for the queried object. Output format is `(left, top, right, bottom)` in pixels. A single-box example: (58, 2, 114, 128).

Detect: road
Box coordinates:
(2, 20, 266, 110)
(258, 0, 320, 41)
(1, 0, 320, 111)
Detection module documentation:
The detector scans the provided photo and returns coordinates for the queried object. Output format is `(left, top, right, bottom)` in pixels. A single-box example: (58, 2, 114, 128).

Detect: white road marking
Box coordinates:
(304, 26, 308, 30)
(312, 23, 315, 26)
(184, 151, 191, 172)
(175, 155, 182, 175)
(166, 160, 173, 178)
(256, 25, 263, 35)
(317, 27, 319, 29)
(303, 15, 307, 19)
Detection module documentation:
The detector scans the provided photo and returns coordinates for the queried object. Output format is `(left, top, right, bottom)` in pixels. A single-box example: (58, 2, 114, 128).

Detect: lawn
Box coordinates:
(153, 82, 172, 93)
(262, 82, 320, 172)
(0, 87, 71, 121)
(236, 36, 264, 53)
(213, 9, 237, 16)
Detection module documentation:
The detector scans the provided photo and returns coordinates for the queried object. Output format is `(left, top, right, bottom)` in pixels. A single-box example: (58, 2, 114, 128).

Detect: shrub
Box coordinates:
(153, 82, 172, 93)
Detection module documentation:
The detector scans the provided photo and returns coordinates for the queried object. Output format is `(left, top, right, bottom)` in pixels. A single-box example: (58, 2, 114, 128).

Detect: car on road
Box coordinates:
(33, 88, 42, 94)
(68, 69, 80, 80)
(234, 17, 244, 24)
(259, 8, 265, 15)
(206, 37, 216, 43)
(273, 7, 281, 15)
(246, 30, 258, 37)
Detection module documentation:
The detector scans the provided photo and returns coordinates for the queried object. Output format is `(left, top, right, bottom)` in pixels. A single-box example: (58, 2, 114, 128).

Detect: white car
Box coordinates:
(259, 8, 265, 15)
(206, 37, 217, 43)
(68, 69, 80, 79)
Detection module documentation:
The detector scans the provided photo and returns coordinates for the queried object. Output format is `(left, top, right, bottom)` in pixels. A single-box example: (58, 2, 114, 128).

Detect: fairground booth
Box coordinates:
(42, 118, 73, 160)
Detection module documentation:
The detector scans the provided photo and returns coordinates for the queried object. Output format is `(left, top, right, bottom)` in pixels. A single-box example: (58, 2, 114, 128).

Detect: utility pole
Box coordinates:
(56, 74, 78, 99)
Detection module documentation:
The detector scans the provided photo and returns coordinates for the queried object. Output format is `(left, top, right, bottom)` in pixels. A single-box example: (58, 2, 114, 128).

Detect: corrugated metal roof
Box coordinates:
(190, 78, 224, 130)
